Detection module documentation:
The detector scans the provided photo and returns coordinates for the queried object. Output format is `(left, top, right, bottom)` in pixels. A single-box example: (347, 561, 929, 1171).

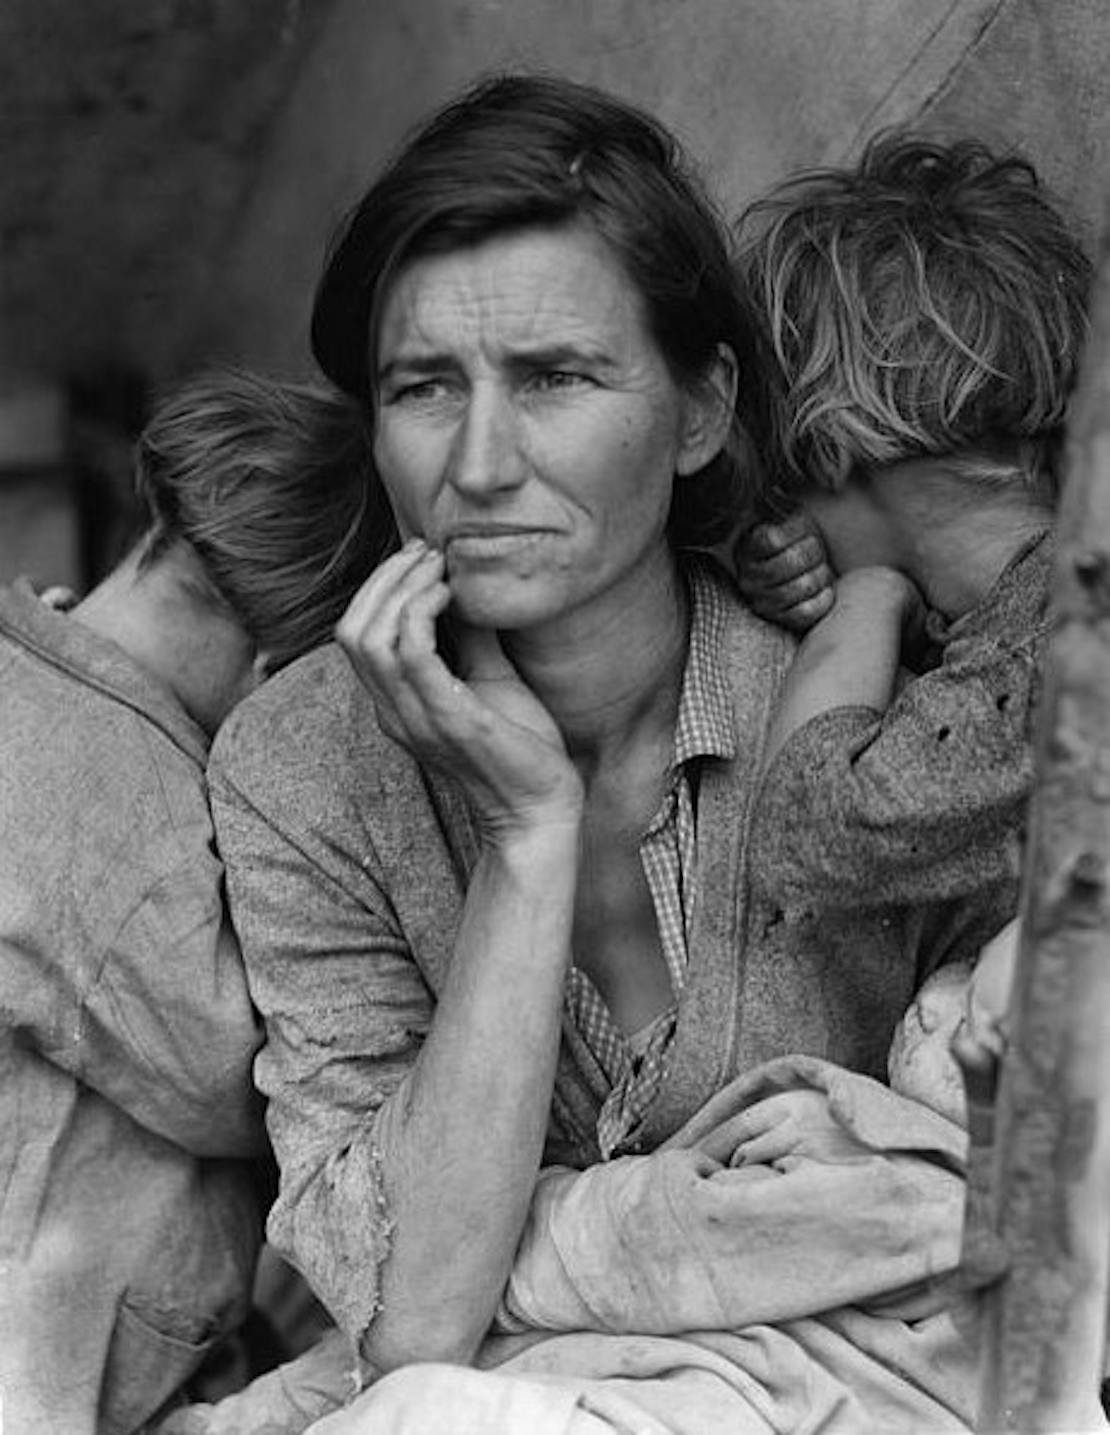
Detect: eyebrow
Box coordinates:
(377, 341, 618, 384)
(508, 342, 616, 371)
(377, 354, 457, 385)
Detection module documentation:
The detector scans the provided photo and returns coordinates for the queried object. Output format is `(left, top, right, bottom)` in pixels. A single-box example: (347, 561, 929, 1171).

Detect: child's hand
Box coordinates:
(723, 1089, 872, 1170)
(733, 510, 835, 634)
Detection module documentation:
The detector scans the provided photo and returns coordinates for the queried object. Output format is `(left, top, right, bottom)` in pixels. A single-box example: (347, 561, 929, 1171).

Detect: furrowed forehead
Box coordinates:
(375, 227, 649, 372)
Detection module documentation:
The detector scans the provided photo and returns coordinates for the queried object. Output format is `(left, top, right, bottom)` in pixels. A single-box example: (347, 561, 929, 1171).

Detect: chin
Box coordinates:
(448, 575, 565, 632)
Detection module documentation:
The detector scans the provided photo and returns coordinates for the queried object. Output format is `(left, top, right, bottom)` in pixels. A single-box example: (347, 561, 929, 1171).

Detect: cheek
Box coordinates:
(374, 433, 433, 536)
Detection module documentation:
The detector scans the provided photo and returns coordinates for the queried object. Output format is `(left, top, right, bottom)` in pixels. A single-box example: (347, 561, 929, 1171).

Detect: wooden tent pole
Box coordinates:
(973, 235, 1110, 1433)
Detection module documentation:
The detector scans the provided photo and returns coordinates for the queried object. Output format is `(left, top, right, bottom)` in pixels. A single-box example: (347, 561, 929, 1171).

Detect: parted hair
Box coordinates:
(310, 71, 766, 545)
(736, 132, 1092, 504)
(137, 368, 397, 668)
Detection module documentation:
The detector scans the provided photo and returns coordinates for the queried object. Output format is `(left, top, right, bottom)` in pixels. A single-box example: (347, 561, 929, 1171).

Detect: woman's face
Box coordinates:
(372, 223, 722, 632)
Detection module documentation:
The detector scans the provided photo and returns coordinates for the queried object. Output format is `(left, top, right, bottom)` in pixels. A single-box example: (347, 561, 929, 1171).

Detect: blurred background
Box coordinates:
(4, 0, 1109, 593)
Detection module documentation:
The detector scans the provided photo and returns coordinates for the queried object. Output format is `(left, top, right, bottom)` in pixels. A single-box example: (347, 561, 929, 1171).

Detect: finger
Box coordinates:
(394, 581, 464, 714)
(741, 537, 830, 591)
(694, 1104, 777, 1161)
(731, 1130, 790, 1167)
(757, 560, 835, 605)
(336, 539, 434, 643)
(338, 555, 448, 740)
(736, 509, 817, 560)
(339, 549, 445, 668)
(773, 588, 836, 634)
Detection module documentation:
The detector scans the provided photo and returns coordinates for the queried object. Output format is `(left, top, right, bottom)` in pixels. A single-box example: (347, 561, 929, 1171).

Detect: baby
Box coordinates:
(887, 921, 1018, 1125)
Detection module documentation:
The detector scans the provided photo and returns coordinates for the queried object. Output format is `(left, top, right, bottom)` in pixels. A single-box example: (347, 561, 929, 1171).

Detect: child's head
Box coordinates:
(737, 133, 1091, 511)
(136, 368, 398, 671)
(888, 919, 1020, 1125)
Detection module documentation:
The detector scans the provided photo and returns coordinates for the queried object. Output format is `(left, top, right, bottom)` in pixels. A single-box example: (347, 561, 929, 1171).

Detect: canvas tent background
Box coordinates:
(4, 1, 1110, 1420)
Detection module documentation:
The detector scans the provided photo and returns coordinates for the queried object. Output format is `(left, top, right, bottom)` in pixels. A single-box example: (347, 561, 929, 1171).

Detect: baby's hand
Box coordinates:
(733, 510, 834, 634)
(723, 1089, 872, 1170)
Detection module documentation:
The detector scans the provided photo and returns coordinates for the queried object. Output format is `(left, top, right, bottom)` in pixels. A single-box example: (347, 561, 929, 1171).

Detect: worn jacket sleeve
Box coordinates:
(207, 718, 436, 1344)
(27, 814, 266, 1160)
(749, 628, 1041, 911)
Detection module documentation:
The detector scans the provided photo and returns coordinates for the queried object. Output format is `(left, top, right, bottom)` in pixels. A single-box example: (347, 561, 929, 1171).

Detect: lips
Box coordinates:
(444, 523, 548, 543)
(442, 524, 554, 559)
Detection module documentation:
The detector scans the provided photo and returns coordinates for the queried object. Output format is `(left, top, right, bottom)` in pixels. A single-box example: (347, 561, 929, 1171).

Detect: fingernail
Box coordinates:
(403, 536, 425, 553)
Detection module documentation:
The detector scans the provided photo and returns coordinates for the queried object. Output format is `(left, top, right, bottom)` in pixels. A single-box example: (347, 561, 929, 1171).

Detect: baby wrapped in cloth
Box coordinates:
(296, 939, 1021, 1434)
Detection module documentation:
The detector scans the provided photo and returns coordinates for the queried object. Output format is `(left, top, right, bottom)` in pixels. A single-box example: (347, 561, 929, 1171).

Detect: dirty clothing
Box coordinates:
(750, 532, 1052, 914)
(299, 1057, 980, 1434)
(208, 559, 1012, 1349)
(568, 567, 739, 1158)
(0, 581, 266, 1435)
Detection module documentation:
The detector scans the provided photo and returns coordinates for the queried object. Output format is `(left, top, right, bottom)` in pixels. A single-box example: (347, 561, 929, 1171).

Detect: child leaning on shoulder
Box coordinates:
(731, 136, 1090, 1060)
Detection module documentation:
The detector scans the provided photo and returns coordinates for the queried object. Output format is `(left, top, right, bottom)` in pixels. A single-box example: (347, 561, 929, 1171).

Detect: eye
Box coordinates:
(390, 379, 449, 404)
(527, 369, 593, 394)
(380, 373, 460, 407)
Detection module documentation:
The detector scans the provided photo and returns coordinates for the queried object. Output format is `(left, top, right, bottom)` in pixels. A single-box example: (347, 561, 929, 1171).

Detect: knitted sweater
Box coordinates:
(208, 564, 1011, 1341)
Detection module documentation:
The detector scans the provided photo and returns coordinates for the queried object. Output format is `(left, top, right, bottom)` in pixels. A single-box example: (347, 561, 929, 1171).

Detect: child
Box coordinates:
(0, 368, 394, 1435)
(733, 134, 1090, 926)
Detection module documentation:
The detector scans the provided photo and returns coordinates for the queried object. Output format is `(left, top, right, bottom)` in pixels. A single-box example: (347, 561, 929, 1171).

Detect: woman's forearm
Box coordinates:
(362, 818, 580, 1372)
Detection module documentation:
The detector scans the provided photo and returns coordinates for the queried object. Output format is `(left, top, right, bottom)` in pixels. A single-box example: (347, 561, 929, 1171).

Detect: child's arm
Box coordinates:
(750, 551, 1044, 911)
(765, 566, 923, 767)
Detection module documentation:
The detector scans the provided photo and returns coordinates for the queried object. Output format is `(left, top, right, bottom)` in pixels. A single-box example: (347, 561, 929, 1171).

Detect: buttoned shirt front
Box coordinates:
(564, 563, 736, 1156)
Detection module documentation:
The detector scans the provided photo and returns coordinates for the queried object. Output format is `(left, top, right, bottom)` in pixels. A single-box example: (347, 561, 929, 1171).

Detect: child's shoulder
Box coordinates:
(935, 529, 1054, 667)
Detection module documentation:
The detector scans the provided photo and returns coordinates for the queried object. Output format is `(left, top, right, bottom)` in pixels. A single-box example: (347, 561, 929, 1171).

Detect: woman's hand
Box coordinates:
(719, 1089, 872, 1170)
(337, 540, 583, 840)
(733, 510, 835, 633)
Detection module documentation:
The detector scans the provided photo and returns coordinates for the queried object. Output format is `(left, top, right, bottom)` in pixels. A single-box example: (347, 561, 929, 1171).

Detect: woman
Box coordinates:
(208, 77, 1010, 1431)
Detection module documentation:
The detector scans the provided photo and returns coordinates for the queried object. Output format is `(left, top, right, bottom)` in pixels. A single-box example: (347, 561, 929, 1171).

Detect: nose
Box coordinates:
(447, 383, 526, 498)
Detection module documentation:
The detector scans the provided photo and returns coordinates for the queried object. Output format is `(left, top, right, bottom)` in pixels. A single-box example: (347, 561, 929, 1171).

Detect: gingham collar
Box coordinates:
(672, 558, 735, 769)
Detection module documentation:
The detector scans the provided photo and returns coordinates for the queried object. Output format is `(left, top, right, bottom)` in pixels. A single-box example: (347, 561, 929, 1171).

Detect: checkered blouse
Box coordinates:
(563, 562, 735, 1157)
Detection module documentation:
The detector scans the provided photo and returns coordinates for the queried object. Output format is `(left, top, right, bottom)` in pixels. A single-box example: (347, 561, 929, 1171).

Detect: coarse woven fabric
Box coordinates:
(568, 565, 735, 1158)
(749, 531, 1052, 914)
(208, 558, 1015, 1347)
(306, 1055, 979, 1434)
(0, 580, 266, 1435)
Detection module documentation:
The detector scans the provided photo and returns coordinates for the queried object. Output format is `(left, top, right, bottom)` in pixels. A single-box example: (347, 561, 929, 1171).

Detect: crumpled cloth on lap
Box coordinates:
(497, 1054, 968, 1338)
(307, 1057, 981, 1434)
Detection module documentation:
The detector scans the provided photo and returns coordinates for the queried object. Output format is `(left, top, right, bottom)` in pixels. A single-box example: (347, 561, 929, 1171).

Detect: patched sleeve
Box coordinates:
(208, 744, 434, 1344)
(750, 637, 1038, 910)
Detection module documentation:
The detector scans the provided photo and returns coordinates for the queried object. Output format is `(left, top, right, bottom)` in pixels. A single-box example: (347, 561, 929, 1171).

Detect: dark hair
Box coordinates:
(736, 132, 1092, 505)
(311, 72, 764, 544)
(137, 368, 398, 668)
